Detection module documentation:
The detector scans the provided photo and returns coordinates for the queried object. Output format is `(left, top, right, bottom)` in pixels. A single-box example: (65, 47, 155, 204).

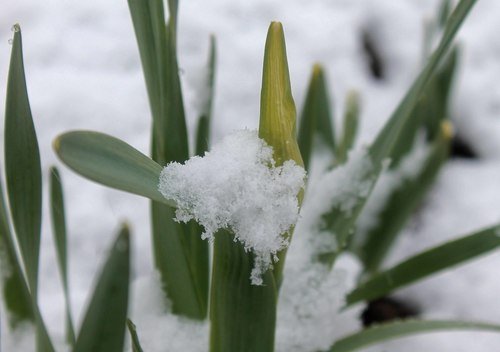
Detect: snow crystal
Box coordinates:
(158, 130, 306, 284)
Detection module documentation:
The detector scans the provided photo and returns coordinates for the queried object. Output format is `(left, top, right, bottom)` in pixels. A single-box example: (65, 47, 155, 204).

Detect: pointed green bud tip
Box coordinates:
(312, 63, 324, 78)
(259, 21, 303, 168)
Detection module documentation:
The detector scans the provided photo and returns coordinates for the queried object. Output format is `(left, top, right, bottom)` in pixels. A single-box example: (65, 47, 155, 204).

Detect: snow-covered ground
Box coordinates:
(2, 0, 500, 351)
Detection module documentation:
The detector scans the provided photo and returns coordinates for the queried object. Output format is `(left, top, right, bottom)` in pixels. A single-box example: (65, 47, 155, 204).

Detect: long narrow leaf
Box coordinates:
(335, 91, 360, 164)
(324, 320, 500, 352)
(127, 319, 145, 352)
(356, 121, 451, 273)
(54, 131, 172, 206)
(74, 224, 130, 352)
(0, 171, 34, 327)
(347, 225, 500, 305)
(4, 23, 42, 299)
(298, 64, 335, 170)
(195, 35, 217, 156)
(320, 0, 477, 263)
(129, 0, 209, 319)
(209, 231, 277, 352)
(49, 167, 76, 345)
(150, 199, 208, 319)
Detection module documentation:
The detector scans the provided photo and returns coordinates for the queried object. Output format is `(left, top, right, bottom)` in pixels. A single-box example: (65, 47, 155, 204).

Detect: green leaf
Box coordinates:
(355, 121, 451, 273)
(128, 0, 189, 163)
(49, 167, 76, 346)
(298, 64, 335, 171)
(319, 0, 477, 264)
(74, 224, 130, 352)
(347, 224, 500, 306)
(209, 230, 277, 352)
(259, 21, 304, 287)
(195, 35, 217, 156)
(127, 319, 145, 352)
(4, 23, 42, 299)
(129, 0, 209, 319)
(324, 320, 500, 352)
(370, 0, 476, 164)
(53, 131, 172, 206)
(0, 170, 34, 327)
(150, 201, 208, 319)
(259, 22, 303, 168)
(335, 91, 360, 165)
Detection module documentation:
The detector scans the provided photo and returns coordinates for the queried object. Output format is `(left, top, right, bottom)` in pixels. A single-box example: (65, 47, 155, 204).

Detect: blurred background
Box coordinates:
(2, 0, 500, 350)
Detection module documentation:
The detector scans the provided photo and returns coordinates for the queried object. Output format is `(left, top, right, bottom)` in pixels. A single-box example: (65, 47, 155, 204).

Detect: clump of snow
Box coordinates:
(354, 133, 431, 247)
(158, 130, 306, 284)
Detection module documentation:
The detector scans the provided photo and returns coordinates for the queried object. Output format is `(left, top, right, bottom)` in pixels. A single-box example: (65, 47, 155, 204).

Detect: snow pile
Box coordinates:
(158, 130, 306, 284)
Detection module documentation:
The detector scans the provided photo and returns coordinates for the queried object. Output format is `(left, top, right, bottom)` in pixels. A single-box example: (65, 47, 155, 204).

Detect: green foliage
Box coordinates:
(128, 0, 209, 319)
(49, 167, 76, 346)
(347, 225, 500, 306)
(324, 320, 500, 352)
(298, 64, 335, 170)
(4, 23, 42, 300)
(209, 231, 278, 352)
(4, 0, 500, 351)
(74, 225, 130, 352)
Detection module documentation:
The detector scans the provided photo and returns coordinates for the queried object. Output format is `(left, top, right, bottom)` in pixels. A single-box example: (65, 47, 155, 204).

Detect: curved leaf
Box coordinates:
(347, 225, 500, 305)
(325, 320, 500, 352)
(53, 131, 173, 206)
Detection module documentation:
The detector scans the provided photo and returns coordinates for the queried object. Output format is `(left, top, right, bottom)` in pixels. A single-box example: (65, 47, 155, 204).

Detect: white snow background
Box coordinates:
(2, 0, 500, 351)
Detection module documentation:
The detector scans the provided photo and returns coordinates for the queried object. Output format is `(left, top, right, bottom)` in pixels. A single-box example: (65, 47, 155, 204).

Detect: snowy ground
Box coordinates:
(2, 0, 500, 351)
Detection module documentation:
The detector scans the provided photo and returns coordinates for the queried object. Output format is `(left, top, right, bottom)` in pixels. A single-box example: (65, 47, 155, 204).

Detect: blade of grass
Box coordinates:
(209, 230, 277, 352)
(74, 224, 130, 352)
(53, 131, 172, 206)
(370, 0, 476, 163)
(298, 64, 335, 170)
(335, 91, 360, 164)
(49, 167, 76, 346)
(129, 0, 209, 318)
(356, 121, 451, 273)
(320, 0, 477, 264)
(4, 24, 42, 299)
(346, 224, 500, 306)
(127, 319, 145, 352)
(195, 35, 217, 156)
(259, 22, 304, 288)
(0, 170, 35, 327)
(324, 320, 500, 352)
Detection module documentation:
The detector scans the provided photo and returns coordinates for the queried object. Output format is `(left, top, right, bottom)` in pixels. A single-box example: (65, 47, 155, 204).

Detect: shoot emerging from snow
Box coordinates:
(158, 130, 306, 284)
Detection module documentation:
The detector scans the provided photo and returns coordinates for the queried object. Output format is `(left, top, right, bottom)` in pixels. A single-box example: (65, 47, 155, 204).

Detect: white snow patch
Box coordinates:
(128, 273, 208, 352)
(158, 130, 306, 284)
